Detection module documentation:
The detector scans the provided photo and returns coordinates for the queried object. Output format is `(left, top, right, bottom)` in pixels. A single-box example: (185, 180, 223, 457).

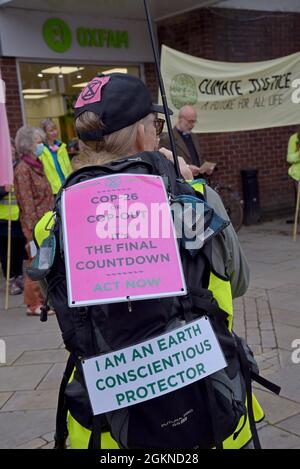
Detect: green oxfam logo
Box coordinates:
(170, 74, 197, 109)
(43, 18, 72, 53)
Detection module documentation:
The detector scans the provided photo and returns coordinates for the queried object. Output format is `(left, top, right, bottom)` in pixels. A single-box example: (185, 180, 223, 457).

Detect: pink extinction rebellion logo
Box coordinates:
(75, 76, 110, 108)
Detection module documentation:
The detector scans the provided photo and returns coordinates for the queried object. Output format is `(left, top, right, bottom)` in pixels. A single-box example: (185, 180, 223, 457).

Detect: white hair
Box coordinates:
(15, 126, 35, 156)
(178, 105, 196, 118)
(15, 126, 46, 156)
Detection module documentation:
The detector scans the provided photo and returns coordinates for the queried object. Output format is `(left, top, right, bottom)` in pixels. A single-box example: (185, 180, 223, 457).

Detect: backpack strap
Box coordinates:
(88, 415, 103, 449)
(250, 372, 281, 395)
(205, 379, 224, 449)
(53, 353, 77, 449)
(39, 273, 65, 322)
(235, 336, 261, 449)
(189, 287, 220, 318)
(59, 159, 154, 192)
(178, 294, 194, 322)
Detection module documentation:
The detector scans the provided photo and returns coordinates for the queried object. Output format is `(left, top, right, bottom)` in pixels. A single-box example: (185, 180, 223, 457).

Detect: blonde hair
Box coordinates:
(40, 117, 56, 133)
(73, 111, 140, 170)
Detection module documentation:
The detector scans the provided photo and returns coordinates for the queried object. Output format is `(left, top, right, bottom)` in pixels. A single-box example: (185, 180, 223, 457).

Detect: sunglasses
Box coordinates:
(153, 117, 165, 136)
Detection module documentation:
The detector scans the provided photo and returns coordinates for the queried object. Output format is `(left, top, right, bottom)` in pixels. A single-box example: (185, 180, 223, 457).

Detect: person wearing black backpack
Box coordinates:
(32, 74, 280, 450)
(73, 78, 249, 305)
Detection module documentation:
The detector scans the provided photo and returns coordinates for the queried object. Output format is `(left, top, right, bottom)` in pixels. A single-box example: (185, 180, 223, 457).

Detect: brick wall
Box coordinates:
(144, 63, 158, 102)
(153, 7, 300, 216)
(0, 57, 23, 139)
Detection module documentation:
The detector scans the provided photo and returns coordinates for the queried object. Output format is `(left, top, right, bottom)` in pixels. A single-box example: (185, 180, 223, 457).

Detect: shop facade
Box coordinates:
(1, 1, 300, 216)
(0, 8, 156, 142)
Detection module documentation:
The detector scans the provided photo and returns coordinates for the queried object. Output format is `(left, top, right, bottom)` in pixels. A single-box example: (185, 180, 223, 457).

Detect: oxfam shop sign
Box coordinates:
(43, 18, 129, 53)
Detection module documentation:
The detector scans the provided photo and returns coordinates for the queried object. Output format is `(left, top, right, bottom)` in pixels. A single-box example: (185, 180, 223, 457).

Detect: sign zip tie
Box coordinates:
(127, 296, 132, 312)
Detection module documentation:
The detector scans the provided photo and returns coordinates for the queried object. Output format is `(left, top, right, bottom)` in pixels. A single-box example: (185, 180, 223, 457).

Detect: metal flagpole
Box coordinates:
(143, 0, 181, 179)
(4, 189, 12, 309)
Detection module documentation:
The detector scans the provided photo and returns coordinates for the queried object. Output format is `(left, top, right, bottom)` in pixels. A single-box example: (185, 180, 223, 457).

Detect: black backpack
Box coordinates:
(30, 151, 280, 449)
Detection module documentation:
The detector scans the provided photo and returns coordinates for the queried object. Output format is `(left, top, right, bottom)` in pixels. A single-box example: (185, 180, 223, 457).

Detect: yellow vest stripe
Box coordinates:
(208, 271, 233, 331)
(189, 178, 206, 195)
(0, 194, 19, 221)
(68, 413, 119, 449)
(33, 211, 55, 247)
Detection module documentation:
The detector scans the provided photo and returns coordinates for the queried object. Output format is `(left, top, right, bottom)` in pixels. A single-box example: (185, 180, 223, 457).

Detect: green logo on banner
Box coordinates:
(170, 74, 197, 109)
(43, 18, 72, 53)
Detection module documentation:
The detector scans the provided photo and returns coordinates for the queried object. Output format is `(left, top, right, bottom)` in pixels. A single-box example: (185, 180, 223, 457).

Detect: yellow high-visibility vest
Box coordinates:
(39, 143, 72, 194)
(287, 132, 300, 181)
(0, 193, 19, 221)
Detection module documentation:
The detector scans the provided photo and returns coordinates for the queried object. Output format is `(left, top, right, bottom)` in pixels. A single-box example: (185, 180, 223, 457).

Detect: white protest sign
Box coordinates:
(82, 317, 227, 415)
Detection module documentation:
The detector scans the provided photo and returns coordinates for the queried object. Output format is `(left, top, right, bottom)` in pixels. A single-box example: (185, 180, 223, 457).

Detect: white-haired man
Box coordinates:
(160, 105, 216, 177)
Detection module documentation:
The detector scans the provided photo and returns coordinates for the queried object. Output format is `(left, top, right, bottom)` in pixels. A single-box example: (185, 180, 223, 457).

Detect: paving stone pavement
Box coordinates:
(0, 217, 299, 449)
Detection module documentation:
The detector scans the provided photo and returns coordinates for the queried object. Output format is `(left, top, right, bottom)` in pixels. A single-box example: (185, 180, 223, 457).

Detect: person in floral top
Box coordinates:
(14, 126, 54, 316)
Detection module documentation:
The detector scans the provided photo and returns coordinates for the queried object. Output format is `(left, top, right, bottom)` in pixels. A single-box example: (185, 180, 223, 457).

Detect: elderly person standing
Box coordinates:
(40, 118, 72, 195)
(159, 105, 216, 177)
(0, 139, 26, 295)
(14, 126, 54, 316)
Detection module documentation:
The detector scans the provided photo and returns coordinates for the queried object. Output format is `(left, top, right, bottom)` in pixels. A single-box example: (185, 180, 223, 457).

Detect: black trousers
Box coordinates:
(0, 221, 26, 279)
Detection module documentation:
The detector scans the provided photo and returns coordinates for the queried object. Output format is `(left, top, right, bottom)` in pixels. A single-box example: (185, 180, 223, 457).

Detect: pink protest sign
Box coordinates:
(61, 174, 187, 307)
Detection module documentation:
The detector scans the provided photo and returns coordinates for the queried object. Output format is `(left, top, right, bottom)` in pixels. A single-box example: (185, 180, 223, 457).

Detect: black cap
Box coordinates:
(74, 73, 172, 141)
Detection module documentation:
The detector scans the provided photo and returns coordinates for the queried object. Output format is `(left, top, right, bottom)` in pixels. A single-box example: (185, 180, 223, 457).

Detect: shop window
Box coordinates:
(19, 62, 140, 145)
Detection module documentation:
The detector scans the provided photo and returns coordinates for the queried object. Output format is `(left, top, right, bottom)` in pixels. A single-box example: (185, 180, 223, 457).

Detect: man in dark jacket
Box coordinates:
(159, 105, 216, 178)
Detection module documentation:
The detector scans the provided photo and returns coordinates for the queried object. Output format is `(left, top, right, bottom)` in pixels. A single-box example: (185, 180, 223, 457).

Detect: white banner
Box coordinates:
(82, 317, 227, 415)
(160, 45, 300, 132)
